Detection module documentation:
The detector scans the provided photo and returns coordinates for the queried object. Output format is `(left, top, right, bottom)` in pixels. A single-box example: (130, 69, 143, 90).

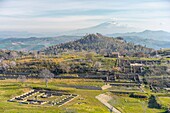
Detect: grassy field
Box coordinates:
(108, 93, 166, 113)
(0, 79, 169, 113)
(158, 97, 170, 108)
(0, 79, 108, 113)
(107, 84, 169, 113)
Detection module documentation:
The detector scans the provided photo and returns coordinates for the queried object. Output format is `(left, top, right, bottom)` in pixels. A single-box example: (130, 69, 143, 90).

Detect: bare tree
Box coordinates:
(0, 57, 4, 63)
(2, 62, 9, 69)
(94, 61, 102, 70)
(39, 69, 54, 87)
(85, 53, 94, 61)
(10, 61, 16, 67)
(17, 75, 27, 86)
(32, 51, 38, 59)
(1, 62, 9, 75)
(59, 63, 70, 73)
(9, 51, 18, 59)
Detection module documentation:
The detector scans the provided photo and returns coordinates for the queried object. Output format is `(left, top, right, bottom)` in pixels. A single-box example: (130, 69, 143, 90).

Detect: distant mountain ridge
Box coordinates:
(121, 37, 170, 50)
(0, 21, 170, 51)
(0, 36, 81, 51)
(63, 21, 142, 35)
(0, 31, 42, 38)
(42, 33, 154, 55)
(0, 30, 170, 51)
(108, 30, 170, 42)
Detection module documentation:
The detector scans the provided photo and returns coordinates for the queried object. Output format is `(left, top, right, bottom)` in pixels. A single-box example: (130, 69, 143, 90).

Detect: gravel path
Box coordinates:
(101, 85, 112, 90)
(96, 94, 121, 113)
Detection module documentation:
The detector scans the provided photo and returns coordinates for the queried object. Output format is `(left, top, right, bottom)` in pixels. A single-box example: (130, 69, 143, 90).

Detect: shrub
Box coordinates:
(148, 95, 161, 109)
(129, 92, 148, 99)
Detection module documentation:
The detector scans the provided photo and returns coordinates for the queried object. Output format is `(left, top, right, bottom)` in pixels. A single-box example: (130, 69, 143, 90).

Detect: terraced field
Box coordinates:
(0, 79, 169, 113)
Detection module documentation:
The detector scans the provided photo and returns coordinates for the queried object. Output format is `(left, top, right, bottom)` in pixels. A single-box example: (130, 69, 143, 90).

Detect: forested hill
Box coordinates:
(41, 33, 154, 56)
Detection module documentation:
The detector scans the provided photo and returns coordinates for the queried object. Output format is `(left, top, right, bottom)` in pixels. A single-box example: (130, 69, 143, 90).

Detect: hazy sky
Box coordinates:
(0, 0, 170, 33)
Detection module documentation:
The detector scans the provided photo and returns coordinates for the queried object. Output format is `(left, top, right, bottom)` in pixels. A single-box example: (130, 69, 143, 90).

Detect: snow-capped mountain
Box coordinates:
(63, 21, 142, 35)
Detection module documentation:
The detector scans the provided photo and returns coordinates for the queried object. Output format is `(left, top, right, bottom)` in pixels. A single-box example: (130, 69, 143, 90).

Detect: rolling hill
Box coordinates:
(41, 33, 154, 55)
(121, 36, 170, 50)
(0, 29, 170, 51)
(108, 30, 170, 42)
(0, 36, 81, 51)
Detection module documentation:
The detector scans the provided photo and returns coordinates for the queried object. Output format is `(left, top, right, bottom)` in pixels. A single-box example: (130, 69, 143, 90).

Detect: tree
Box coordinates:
(58, 63, 71, 73)
(10, 61, 16, 67)
(2, 62, 9, 69)
(148, 95, 161, 109)
(32, 51, 38, 59)
(0, 57, 4, 63)
(85, 53, 94, 60)
(9, 51, 18, 59)
(94, 61, 101, 70)
(1, 62, 9, 75)
(85, 53, 97, 67)
(17, 75, 27, 86)
(39, 69, 54, 87)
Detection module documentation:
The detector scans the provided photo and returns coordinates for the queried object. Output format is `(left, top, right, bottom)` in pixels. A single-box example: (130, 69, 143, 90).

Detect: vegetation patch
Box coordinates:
(129, 92, 148, 99)
(148, 95, 162, 109)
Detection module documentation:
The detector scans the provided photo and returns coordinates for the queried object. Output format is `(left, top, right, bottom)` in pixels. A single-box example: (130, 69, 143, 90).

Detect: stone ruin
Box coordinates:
(8, 89, 78, 107)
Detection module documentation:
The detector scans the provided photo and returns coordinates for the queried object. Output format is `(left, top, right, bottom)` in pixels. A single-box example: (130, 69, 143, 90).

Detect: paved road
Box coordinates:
(96, 94, 121, 113)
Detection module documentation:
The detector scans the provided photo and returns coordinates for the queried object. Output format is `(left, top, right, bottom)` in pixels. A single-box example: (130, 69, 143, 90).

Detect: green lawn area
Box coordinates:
(0, 79, 108, 113)
(108, 94, 166, 113)
(0, 79, 169, 113)
(158, 97, 170, 108)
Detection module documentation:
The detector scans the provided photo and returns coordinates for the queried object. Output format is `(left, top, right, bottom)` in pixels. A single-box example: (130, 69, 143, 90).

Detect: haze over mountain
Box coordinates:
(122, 37, 170, 50)
(108, 30, 170, 42)
(107, 30, 170, 49)
(0, 21, 141, 38)
(0, 36, 81, 51)
(0, 29, 170, 51)
(0, 21, 170, 51)
(0, 31, 58, 38)
(63, 21, 142, 36)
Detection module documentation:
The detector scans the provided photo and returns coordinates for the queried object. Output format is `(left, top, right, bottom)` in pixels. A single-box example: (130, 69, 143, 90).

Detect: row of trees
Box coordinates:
(0, 55, 105, 76)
